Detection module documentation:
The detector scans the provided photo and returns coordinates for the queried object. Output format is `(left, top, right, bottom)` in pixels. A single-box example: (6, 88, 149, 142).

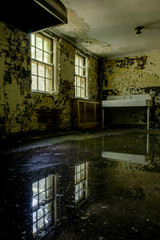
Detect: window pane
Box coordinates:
(75, 184, 79, 193)
(81, 78, 85, 88)
(32, 61, 37, 75)
(38, 77, 45, 91)
(75, 193, 78, 201)
(46, 79, 52, 92)
(80, 189, 83, 199)
(75, 66, 78, 75)
(44, 38, 50, 51)
(81, 163, 85, 170)
(78, 66, 80, 75)
(45, 214, 51, 225)
(76, 87, 80, 97)
(38, 219, 44, 230)
(77, 173, 80, 183)
(46, 66, 52, 79)
(37, 208, 43, 220)
(39, 192, 45, 203)
(33, 212, 37, 223)
(31, 47, 35, 58)
(81, 88, 85, 98)
(39, 178, 45, 192)
(80, 67, 83, 76)
(81, 170, 85, 180)
(46, 176, 53, 188)
(33, 223, 37, 235)
(76, 165, 80, 173)
(32, 181, 38, 196)
(36, 49, 43, 61)
(36, 35, 43, 49)
(44, 52, 51, 63)
(76, 56, 79, 65)
(79, 57, 83, 67)
(77, 77, 80, 87)
(45, 202, 52, 214)
(32, 76, 37, 90)
(31, 34, 35, 46)
(38, 63, 45, 77)
(33, 196, 38, 207)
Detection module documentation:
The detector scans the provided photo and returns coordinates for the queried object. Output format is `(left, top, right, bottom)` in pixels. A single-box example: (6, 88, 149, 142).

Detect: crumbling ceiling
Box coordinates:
(51, 0, 160, 58)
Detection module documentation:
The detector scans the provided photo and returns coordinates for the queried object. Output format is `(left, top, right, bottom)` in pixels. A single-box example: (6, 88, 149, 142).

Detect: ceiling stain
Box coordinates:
(56, 0, 160, 58)
(57, 8, 112, 56)
(80, 38, 112, 57)
(57, 8, 89, 39)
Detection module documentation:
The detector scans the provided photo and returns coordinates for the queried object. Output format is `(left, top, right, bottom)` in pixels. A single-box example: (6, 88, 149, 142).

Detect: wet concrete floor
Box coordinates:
(1, 129, 160, 240)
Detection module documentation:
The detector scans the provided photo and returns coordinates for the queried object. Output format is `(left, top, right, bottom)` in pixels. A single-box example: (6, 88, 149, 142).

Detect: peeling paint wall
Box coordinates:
(102, 53, 160, 128)
(0, 22, 99, 137)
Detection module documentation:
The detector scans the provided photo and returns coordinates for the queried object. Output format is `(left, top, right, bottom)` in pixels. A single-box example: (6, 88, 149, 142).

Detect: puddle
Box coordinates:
(1, 130, 160, 240)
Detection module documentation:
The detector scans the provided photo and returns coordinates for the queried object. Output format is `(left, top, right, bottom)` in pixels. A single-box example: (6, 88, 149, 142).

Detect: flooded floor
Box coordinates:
(1, 129, 160, 240)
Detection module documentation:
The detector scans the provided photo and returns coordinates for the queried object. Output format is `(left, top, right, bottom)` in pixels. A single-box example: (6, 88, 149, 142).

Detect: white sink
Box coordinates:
(102, 94, 153, 107)
(101, 94, 153, 130)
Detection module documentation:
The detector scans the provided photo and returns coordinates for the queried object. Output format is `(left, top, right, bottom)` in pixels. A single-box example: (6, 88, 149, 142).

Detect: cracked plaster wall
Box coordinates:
(0, 22, 99, 137)
(102, 53, 160, 128)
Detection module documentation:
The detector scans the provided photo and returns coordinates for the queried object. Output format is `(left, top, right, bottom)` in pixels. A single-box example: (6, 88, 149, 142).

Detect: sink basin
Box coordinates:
(102, 99, 152, 107)
(102, 94, 153, 107)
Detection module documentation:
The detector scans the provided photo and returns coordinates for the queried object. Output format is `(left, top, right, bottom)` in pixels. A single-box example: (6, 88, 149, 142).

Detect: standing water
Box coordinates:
(1, 130, 160, 240)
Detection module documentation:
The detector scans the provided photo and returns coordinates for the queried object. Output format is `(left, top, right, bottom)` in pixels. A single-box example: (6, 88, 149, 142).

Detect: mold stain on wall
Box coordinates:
(102, 53, 160, 128)
(0, 22, 99, 137)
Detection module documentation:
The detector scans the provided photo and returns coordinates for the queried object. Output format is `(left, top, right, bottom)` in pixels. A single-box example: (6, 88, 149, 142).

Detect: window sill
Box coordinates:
(31, 90, 58, 96)
(74, 96, 90, 100)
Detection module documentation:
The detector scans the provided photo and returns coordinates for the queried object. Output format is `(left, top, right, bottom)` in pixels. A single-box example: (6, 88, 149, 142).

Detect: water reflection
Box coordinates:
(102, 134, 150, 165)
(75, 162, 88, 204)
(32, 173, 58, 237)
(1, 131, 160, 240)
(102, 134, 149, 165)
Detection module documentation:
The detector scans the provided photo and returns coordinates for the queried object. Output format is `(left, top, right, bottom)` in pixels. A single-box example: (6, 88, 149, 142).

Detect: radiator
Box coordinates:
(72, 99, 100, 129)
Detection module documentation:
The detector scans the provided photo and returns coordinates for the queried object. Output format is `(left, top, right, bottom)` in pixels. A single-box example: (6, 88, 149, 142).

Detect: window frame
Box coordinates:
(75, 51, 88, 99)
(32, 173, 59, 237)
(32, 175, 54, 236)
(75, 162, 88, 204)
(31, 32, 58, 94)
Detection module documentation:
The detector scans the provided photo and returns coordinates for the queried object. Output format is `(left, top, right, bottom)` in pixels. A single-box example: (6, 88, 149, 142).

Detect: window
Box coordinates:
(75, 52, 88, 98)
(32, 175, 57, 237)
(75, 162, 88, 204)
(31, 33, 57, 93)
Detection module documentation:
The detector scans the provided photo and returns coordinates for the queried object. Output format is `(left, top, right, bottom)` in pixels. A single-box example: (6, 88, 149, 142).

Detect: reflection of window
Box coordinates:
(75, 53, 88, 98)
(32, 175, 56, 236)
(31, 33, 57, 93)
(75, 162, 88, 204)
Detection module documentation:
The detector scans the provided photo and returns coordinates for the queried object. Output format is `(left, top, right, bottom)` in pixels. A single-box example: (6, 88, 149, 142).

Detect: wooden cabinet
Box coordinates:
(72, 99, 100, 129)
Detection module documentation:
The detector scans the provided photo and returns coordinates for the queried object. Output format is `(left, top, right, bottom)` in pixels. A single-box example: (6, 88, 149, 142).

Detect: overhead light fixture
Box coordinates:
(135, 26, 144, 35)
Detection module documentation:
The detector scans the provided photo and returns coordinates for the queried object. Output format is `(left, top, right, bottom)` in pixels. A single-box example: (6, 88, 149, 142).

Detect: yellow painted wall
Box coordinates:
(0, 22, 99, 136)
(102, 53, 160, 128)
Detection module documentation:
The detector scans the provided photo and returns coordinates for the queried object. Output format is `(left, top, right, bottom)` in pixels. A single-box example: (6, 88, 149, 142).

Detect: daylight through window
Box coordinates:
(31, 33, 56, 93)
(75, 53, 88, 98)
